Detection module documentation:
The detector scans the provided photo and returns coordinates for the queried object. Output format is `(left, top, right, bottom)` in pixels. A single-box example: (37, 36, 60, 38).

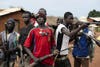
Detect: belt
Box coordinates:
(76, 56, 89, 59)
(56, 55, 68, 61)
(75, 56, 89, 60)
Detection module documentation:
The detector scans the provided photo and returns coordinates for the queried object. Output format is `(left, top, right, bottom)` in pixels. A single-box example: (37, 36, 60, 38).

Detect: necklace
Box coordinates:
(39, 29, 43, 34)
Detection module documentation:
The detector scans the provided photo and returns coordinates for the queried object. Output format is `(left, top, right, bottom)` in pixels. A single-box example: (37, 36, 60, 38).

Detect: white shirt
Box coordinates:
(55, 24, 70, 55)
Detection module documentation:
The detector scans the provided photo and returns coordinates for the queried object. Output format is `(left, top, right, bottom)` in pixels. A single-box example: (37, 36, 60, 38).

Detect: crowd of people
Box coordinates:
(0, 8, 99, 67)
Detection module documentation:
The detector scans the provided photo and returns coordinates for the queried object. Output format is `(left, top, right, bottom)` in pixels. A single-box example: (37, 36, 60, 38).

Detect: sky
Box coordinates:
(0, 0, 100, 18)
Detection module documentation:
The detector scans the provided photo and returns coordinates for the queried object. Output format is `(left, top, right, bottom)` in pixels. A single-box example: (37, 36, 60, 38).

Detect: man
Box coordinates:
(24, 14, 56, 67)
(52, 17, 63, 34)
(72, 26, 94, 67)
(31, 8, 48, 27)
(56, 18, 63, 26)
(19, 11, 34, 66)
(55, 12, 87, 67)
(0, 18, 19, 67)
(19, 11, 34, 46)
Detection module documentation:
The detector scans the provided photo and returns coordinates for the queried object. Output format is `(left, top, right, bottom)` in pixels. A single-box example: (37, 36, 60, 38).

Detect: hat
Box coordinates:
(7, 18, 16, 25)
(38, 8, 47, 15)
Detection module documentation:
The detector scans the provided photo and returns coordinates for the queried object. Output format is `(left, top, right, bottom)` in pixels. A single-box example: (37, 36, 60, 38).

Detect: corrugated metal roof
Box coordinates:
(0, 9, 4, 11)
(79, 17, 100, 22)
(0, 8, 24, 16)
(89, 17, 100, 21)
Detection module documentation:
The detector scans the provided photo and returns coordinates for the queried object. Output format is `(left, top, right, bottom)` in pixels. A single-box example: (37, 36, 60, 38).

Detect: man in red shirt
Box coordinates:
(24, 14, 56, 67)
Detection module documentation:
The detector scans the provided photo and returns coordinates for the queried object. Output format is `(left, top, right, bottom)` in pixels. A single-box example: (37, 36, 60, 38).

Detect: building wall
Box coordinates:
(0, 11, 25, 32)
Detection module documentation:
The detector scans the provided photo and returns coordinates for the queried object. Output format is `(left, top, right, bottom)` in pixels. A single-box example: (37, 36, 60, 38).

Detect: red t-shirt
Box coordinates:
(24, 27, 55, 65)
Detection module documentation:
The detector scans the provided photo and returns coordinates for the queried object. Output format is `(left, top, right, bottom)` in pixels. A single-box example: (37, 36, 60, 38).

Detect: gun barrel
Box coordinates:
(76, 21, 100, 25)
(83, 33, 100, 47)
(92, 38, 100, 47)
(86, 22, 100, 25)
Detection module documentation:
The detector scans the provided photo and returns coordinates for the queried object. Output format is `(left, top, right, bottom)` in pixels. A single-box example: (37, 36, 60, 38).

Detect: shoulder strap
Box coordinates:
(29, 30, 35, 51)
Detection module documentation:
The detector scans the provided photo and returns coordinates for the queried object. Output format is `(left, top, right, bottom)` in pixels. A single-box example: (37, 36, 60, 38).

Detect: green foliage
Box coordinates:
(88, 9, 100, 17)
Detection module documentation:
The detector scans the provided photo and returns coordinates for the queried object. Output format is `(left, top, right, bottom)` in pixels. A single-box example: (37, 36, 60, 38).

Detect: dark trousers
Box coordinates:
(74, 57, 89, 67)
(34, 63, 52, 67)
(54, 57, 71, 67)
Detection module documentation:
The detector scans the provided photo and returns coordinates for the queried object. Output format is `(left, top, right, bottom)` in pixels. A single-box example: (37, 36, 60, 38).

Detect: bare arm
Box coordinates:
(61, 24, 87, 38)
(24, 47, 38, 61)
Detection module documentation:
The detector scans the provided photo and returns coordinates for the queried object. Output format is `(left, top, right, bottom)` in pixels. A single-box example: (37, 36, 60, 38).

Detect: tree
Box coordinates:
(88, 9, 100, 17)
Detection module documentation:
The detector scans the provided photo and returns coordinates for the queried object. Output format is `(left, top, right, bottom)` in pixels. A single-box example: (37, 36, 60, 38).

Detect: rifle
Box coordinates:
(14, 45, 24, 67)
(76, 21, 100, 26)
(4, 23, 10, 67)
(83, 33, 100, 47)
(0, 35, 2, 46)
(0, 36, 5, 49)
(20, 45, 24, 67)
(24, 46, 73, 67)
